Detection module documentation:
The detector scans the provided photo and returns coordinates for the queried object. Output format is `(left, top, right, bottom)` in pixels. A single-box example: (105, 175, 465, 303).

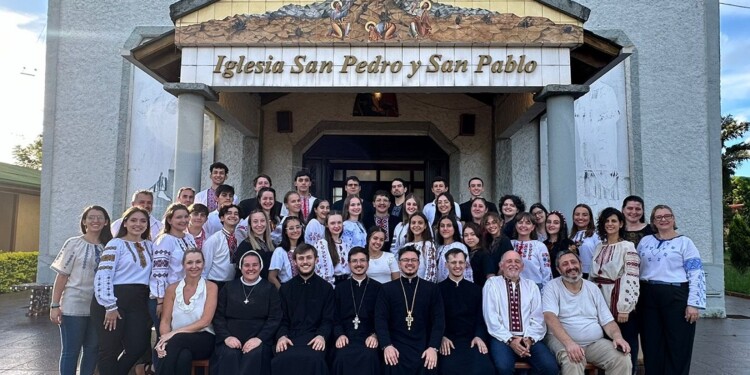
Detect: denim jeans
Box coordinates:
(489, 337, 559, 375)
(59, 315, 98, 375)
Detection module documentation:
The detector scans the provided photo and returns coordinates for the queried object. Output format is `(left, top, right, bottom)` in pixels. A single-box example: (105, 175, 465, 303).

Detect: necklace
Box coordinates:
(399, 277, 419, 330)
(350, 277, 369, 330)
(242, 282, 257, 304)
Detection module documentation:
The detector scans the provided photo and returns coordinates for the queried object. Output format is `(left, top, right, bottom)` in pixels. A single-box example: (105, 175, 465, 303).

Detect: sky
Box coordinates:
(0, 1, 748, 172)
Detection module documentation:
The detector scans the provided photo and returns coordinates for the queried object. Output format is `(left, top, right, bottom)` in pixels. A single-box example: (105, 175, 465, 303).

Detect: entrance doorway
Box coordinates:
(303, 135, 450, 204)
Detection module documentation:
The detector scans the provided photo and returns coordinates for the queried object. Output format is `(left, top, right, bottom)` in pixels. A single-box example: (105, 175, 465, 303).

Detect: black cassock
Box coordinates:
(211, 278, 281, 375)
(437, 278, 495, 375)
(331, 277, 382, 375)
(271, 274, 334, 375)
(375, 276, 445, 375)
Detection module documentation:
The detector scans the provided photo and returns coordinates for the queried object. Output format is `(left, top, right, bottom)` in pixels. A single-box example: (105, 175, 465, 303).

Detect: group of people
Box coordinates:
(49, 163, 706, 375)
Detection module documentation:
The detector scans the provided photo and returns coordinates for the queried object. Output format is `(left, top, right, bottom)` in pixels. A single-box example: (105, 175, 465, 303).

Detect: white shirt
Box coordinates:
(111, 215, 163, 242)
(423, 201, 461, 227)
(270, 247, 295, 283)
(203, 211, 223, 239)
(304, 219, 326, 245)
(542, 278, 614, 346)
(572, 230, 602, 274)
(280, 195, 317, 217)
(436, 242, 473, 282)
(314, 239, 351, 285)
(202, 230, 242, 282)
(390, 222, 410, 255)
(367, 252, 399, 283)
(406, 240, 438, 283)
(483, 276, 547, 343)
(94, 238, 154, 311)
(171, 277, 214, 334)
(50, 236, 104, 316)
(150, 233, 198, 298)
(637, 235, 706, 309)
(194, 189, 239, 209)
(511, 240, 552, 287)
(342, 220, 366, 248)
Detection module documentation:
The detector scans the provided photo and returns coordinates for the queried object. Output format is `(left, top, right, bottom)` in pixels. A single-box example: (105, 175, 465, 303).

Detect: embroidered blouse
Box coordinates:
(94, 238, 154, 311)
(304, 219, 326, 246)
(511, 240, 552, 287)
(637, 235, 706, 309)
(50, 236, 104, 316)
(150, 233, 198, 299)
(315, 239, 352, 285)
(270, 246, 296, 283)
(407, 240, 438, 283)
(590, 241, 640, 315)
(572, 230, 602, 274)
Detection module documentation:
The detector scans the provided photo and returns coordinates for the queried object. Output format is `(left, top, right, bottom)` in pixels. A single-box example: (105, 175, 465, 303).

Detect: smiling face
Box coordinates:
(462, 227, 480, 249)
(438, 217, 455, 242)
(436, 195, 451, 215)
(446, 252, 466, 279)
(557, 253, 582, 283)
(652, 207, 676, 233)
(189, 211, 207, 227)
(83, 209, 108, 234)
(515, 216, 535, 239)
(409, 215, 426, 237)
(349, 252, 369, 277)
(178, 189, 195, 206)
(327, 214, 344, 236)
(546, 213, 561, 236)
(501, 199, 517, 219)
(471, 199, 487, 220)
(468, 178, 483, 197)
(604, 214, 623, 238)
(133, 193, 154, 213)
(249, 212, 267, 236)
(374, 195, 390, 215)
(315, 201, 330, 221)
(183, 251, 204, 278)
(484, 216, 501, 237)
(623, 200, 645, 224)
(573, 206, 590, 230)
(284, 218, 303, 242)
(254, 176, 271, 192)
(530, 207, 546, 226)
(500, 251, 524, 280)
(405, 198, 419, 216)
(398, 250, 420, 277)
(259, 191, 275, 211)
(294, 249, 317, 276)
(286, 193, 302, 214)
(221, 207, 241, 227)
(348, 197, 363, 218)
(168, 209, 190, 233)
(431, 181, 447, 196)
(123, 211, 149, 238)
(240, 253, 262, 283)
(368, 231, 385, 253)
(211, 168, 227, 186)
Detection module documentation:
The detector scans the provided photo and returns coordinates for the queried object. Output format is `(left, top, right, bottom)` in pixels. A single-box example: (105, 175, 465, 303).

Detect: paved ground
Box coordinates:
(0, 291, 748, 374)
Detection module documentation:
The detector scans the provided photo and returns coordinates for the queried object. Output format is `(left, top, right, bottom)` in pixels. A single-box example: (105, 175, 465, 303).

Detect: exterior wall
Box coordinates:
(260, 93, 493, 202)
(0, 192, 40, 252)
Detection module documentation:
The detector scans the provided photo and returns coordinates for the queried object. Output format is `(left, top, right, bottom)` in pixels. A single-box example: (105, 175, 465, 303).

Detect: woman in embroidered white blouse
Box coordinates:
(155, 249, 218, 375)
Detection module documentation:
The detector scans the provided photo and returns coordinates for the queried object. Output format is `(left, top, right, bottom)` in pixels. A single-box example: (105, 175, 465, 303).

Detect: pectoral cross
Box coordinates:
(352, 315, 360, 330)
(405, 312, 414, 330)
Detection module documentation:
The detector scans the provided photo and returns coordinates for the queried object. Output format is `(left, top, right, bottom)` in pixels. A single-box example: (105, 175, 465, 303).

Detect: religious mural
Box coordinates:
(174, 0, 583, 46)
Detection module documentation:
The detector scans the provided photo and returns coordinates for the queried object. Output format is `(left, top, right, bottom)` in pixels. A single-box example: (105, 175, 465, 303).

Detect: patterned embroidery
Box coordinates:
(505, 279, 523, 332)
(684, 257, 703, 271)
(100, 254, 116, 262)
(134, 242, 148, 268)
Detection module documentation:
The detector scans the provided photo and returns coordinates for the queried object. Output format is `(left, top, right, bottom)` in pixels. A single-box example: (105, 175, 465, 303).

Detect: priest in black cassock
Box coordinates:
(331, 246, 382, 375)
(271, 243, 334, 375)
(437, 249, 495, 375)
(375, 245, 445, 375)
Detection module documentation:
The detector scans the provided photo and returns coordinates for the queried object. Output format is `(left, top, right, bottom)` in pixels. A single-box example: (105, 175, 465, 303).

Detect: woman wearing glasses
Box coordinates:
(636, 205, 706, 375)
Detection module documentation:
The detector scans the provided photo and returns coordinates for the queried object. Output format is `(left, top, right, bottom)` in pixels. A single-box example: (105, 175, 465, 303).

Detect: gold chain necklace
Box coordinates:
(399, 277, 419, 330)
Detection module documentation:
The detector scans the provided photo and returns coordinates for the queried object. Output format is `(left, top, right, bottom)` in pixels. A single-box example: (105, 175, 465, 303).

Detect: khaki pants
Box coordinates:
(545, 334, 632, 375)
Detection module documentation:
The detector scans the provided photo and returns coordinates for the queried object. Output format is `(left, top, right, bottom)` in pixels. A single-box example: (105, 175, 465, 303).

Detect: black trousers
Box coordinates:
(156, 331, 214, 375)
(92, 284, 151, 375)
(638, 282, 695, 375)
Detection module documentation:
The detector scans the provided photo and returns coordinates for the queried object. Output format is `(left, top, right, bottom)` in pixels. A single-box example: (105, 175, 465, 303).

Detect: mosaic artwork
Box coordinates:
(175, 0, 583, 46)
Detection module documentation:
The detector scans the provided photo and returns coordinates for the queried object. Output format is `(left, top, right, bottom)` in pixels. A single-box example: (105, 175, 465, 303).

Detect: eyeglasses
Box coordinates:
(655, 214, 674, 221)
(399, 258, 419, 263)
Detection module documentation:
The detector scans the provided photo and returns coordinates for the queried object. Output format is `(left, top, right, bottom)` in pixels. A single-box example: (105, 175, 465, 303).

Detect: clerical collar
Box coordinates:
(351, 275, 368, 286)
(298, 273, 315, 283)
(448, 276, 463, 286)
(241, 276, 262, 286)
(401, 275, 418, 283)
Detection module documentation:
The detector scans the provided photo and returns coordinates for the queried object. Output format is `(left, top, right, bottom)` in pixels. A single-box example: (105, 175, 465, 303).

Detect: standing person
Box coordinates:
(637, 205, 706, 375)
(621, 195, 654, 247)
(435, 216, 472, 283)
(499, 194, 525, 239)
(280, 170, 317, 218)
(467, 198, 489, 226)
(543, 251, 632, 375)
(431, 192, 462, 235)
(304, 199, 330, 245)
(404, 212, 438, 283)
(211, 250, 282, 375)
(203, 184, 238, 238)
(272, 244, 334, 375)
(237, 210, 274, 280)
(570, 203, 601, 279)
(333, 176, 374, 218)
(481, 212, 514, 278)
(342, 195, 367, 248)
(375, 245, 445, 375)
(239, 187, 281, 238)
(544, 211, 574, 278)
(93, 207, 154, 375)
(390, 194, 422, 254)
(195, 162, 238, 212)
(187, 203, 209, 251)
(437, 249, 494, 375)
(175, 187, 196, 207)
(154, 250, 217, 375)
(512, 212, 552, 289)
(389, 178, 408, 222)
(365, 227, 400, 283)
(110, 190, 163, 241)
(462, 222, 491, 288)
(332, 247, 383, 375)
(364, 190, 398, 250)
(268, 217, 303, 288)
(591, 207, 640, 373)
(459, 177, 498, 222)
(529, 203, 549, 242)
(423, 177, 461, 225)
(272, 191, 303, 246)
(315, 212, 351, 285)
(239, 174, 282, 217)
(50, 205, 112, 375)
(483, 251, 558, 375)
(202, 204, 243, 289)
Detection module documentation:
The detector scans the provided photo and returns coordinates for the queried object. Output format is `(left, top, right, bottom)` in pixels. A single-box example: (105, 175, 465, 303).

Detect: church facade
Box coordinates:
(38, 0, 725, 315)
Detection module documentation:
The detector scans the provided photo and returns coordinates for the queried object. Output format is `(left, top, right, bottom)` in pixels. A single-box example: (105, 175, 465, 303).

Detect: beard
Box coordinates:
(298, 267, 315, 278)
(562, 271, 583, 283)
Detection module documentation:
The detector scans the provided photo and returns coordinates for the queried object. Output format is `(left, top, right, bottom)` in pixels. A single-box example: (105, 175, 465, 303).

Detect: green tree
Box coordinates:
(12, 134, 42, 170)
(722, 115, 750, 194)
(727, 214, 750, 274)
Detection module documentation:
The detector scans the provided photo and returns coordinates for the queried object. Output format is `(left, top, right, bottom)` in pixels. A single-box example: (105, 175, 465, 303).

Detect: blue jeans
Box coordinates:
(489, 337, 558, 375)
(59, 315, 98, 375)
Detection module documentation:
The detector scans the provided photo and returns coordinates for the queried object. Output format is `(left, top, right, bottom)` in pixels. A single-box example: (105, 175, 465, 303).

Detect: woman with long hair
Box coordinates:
(93, 206, 154, 375)
(590, 207, 640, 373)
(529, 203, 548, 242)
(268, 217, 303, 288)
(511, 212, 552, 289)
(404, 212, 438, 282)
(543, 211, 573, 278)
(365, 227, 399, 283)
(462, 222, 490, 287)
(435, 216, 472, 282)
(237, 210, 274, 280)
(468, 198, 488, 226)
(390, 194, 421, 254)
(50, 205, 112, 375)
(304, 199, 330, 245)
(271, 191, 303, 246)
(622, 195, 654, 248)
(637, 205, 705, 375)
(570, 203, 601, 279)
(314, 212, 350, 285)
(342, 195, 367, 248)
(431, 192, 462, 234)
(154, 249, 218, 375)
(499, 194, 525, 239)
(481, 212, 513, 278)
(256, 187, 281, 234)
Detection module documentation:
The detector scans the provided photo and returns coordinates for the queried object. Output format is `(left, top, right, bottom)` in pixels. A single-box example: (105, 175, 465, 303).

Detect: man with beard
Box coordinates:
(331, 247, 382, 375)
(437, 249, 494, 374)
(542, 251, 632, 375)
(364, 191, 398, 250)
(272, 243, 334, 375)
(458, 177, 498, 222)
(389, 178, 408, 220)
(483, 251, 558, 375)
(375, 245, 445, 375)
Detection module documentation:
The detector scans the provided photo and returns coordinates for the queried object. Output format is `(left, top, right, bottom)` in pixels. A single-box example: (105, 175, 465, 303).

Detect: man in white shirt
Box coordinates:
(423, 176, 461, 224)
(281, 170, 317, 217)
(543, 251, 632, 375)
(194, 162, 239, 211)
(110, 189, 162, 241)
(203, 184, 240, 238)
(483, 251, 558, 375)
(175, 186, 195, 206)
